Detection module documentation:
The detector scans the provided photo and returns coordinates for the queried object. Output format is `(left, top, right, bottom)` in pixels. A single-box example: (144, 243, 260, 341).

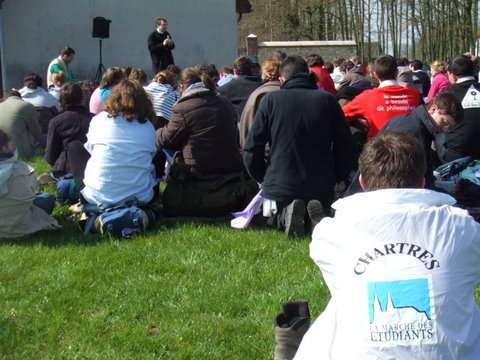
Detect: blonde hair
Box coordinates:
(430, 60, 447, 75)
(52, 71, 66, 87)
(261, 59, 281, 81)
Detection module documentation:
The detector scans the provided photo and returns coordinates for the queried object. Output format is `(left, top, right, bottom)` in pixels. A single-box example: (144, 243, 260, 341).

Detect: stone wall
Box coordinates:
(258, 41, 358, 63)
(245, 35, 360, 64)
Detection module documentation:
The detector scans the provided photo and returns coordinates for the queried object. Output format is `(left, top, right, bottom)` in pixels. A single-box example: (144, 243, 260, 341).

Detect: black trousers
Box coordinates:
(266, 197, 333, 231)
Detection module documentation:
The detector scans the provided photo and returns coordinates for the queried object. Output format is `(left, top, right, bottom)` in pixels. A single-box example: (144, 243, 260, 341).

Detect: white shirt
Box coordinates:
(295, 189, 480, 360)
(19, 86, 60, 111)
(82, 112, 157, 207)
(331, 67, 344, 90)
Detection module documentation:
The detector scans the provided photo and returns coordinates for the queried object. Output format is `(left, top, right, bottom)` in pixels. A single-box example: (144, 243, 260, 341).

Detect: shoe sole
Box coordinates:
(284, 200, 306, 237)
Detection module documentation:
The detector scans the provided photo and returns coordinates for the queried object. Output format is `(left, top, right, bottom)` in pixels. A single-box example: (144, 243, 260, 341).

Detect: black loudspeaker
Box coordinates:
(92, 17, 111, 39)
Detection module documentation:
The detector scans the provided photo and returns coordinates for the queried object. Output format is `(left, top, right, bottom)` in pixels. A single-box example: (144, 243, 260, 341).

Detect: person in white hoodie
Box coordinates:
(19, 73, 60, 111)
(295, 131, 480, 360)
(19, 73, 60, 134)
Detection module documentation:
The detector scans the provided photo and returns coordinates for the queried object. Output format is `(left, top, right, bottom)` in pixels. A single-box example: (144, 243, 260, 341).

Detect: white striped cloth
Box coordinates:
(144, 82, 179, 120)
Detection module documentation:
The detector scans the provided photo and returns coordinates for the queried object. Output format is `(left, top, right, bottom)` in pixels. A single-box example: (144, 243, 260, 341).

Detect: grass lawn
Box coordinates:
(1, 158, 479, 359)
(0, 158, 329, 359)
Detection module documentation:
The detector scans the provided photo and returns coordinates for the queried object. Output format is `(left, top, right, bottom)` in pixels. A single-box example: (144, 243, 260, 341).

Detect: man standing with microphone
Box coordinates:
(148, 17, 175, 75)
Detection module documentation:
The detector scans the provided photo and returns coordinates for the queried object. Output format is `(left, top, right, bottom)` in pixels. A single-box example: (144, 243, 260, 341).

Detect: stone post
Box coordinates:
(247, 33, 258, 62)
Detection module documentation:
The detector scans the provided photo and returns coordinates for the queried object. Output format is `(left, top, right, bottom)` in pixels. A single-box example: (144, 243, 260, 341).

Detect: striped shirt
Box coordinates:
(144, 82, 179, 120)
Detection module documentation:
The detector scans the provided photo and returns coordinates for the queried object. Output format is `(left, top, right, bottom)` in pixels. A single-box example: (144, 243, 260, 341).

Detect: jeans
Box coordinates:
(33, 192, 56, 215)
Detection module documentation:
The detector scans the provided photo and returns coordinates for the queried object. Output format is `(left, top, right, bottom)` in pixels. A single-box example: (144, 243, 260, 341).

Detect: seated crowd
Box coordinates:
(0, 49, 479, 241)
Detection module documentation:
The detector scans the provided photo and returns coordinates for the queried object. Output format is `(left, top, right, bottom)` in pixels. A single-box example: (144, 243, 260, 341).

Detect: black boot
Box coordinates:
(274, 301, 310, 360)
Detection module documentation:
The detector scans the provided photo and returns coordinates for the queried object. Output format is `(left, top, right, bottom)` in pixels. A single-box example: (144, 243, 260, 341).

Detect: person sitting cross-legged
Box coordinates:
(157, 67, 256, 217)
(68, 79, 158, 208)
(45, 83, 93, 179)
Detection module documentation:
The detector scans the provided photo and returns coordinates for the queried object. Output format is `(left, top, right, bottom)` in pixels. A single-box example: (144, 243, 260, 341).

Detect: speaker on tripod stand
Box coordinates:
(93, 17, 111, 82)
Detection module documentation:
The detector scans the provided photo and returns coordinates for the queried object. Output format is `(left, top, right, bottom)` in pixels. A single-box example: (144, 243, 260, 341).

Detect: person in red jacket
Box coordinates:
(342, 55, 421, 140)
(305, 54, 336, 95)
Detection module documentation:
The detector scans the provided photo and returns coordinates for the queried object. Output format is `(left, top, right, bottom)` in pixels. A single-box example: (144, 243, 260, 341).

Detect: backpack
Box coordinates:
(434, 156, 474, 194)
(162, 163, 258, 217)
(434, 157, 480, 220)
(78, 202, 156, 237)
(56, 173, 78, 204)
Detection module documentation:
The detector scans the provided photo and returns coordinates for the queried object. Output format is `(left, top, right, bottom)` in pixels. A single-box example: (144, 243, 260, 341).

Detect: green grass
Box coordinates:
(0, 158, 329, 359)
(2, 158, 479, 359)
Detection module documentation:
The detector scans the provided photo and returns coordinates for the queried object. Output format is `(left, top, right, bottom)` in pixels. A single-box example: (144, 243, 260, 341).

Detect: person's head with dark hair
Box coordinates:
(178, 67, 216, 93)
(271, 50, 287, 62)
(165, 65, 181, 88)
(60, 46, 75, 64)
(447, 54, 475, 81)
(332, 56, 345, 68)
(261, 59, 281, 81)
(279, 56, 310, 80)
(373, 55, 398, 81)
(323, 62, 334, 74)
(60, 83, 83, 109)
(104, 79, 155, 124)
(61, 46, 75, 57)
(81, 80, 97, 93)
(166, 64, 181, 76)
(155, 17, 167, 26)
(359, 131, 426, 191)
(396, 57, 410, 66)
(121, 66, 132, 78)
(409, 60, 423, 71)
(99, 67, 124, 89)
(129, 68, 148, 86)
(23, 73, 43, 89)
(3, 89, 21, 101)
(195, 64, 220, 83)
(251, 61, 261, 76)
(339, 60, 356, 74)
(155, 17, 168, 33)
(305, 54, 324, 67)
(233, 56, 253, 76)
(425, 92, 463, 132)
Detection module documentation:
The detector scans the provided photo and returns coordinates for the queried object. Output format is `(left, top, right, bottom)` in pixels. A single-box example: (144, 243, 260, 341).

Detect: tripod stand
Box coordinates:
(94, 38, 106, 82)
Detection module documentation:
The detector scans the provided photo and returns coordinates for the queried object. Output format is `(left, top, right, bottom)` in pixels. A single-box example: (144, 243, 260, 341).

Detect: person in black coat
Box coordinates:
(147, 17, 175, 75)
(218, 56, 262, 122)
(243, 56, 355, 237)
(345, 91, 463, 195)
(409, 59, 431, 98)
(435, 55, 480, 162)
(45, 83, 92, 178)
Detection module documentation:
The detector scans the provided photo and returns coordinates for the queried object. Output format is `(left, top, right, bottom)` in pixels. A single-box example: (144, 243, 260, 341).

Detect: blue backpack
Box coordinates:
(79, 203, 156, 237)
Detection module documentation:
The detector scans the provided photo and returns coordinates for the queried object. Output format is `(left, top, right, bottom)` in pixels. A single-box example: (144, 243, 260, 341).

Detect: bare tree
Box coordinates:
(238, 0, 480, 63)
